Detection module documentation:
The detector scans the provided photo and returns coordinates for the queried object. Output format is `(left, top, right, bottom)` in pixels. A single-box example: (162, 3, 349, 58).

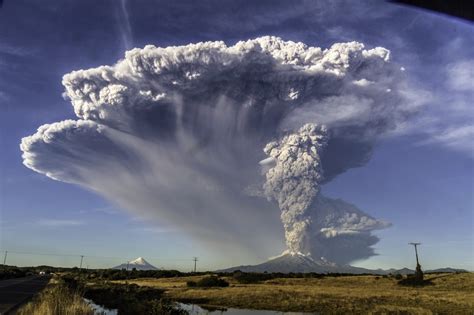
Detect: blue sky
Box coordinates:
(0, 0, 473, 271)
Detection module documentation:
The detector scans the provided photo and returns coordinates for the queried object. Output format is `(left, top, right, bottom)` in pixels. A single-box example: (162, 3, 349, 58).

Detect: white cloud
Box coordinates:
(352, 78, 374, 87)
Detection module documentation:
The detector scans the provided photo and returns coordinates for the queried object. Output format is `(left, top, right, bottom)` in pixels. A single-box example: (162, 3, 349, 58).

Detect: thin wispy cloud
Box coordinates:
(134, 227, 177, 234)
(0, 43, 32, 57)
(37, 219, 85, 227)
(386, 57, 474, 157)
(78, 206, 119, 216)
(0, 91, 8, 101)
(116, 0, 133, 50)
(419, 125, 474, 157)
(446, 59, 474, 92)
(418, 59, 473, 156)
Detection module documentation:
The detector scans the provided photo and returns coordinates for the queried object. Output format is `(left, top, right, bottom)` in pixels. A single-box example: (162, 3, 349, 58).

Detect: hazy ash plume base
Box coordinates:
(21, 37, 414, 263)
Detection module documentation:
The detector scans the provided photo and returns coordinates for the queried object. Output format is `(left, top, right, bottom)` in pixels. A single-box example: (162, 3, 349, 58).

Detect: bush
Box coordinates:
(96, 268, 184, 281)
(187, 276, 229, 288)
(84, 283, 165, 308)
(232, 271, 273, 284)
(394, 274, 403, 280)
(398, 275, 433, 287)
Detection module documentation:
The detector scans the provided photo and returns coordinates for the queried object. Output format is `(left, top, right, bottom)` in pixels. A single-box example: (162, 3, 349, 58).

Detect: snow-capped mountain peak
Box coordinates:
(112, 257, 158, 270)
(130, 257, 147, 265)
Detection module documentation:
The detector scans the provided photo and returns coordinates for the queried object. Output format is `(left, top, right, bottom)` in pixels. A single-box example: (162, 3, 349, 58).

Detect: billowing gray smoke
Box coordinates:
(21, 37, 412, 263)
(263, 124, 328, 255)
(261, 123, 390, 260)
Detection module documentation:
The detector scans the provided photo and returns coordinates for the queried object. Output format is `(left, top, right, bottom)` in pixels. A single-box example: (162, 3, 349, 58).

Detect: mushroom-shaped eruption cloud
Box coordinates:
(21, 37, 411, 263)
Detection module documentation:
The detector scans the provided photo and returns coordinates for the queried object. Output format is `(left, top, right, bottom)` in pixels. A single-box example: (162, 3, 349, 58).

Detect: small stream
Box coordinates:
(176, 303, 317, 315)
(84, 299, 316, 315)
(84, 298, 118, 315)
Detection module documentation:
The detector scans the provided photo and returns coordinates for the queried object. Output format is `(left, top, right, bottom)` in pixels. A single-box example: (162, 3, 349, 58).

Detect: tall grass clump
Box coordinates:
(17, 282, 93, 315)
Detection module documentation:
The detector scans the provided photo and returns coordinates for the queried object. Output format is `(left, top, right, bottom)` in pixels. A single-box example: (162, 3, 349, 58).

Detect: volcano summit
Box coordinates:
(113, 257, 158, 271)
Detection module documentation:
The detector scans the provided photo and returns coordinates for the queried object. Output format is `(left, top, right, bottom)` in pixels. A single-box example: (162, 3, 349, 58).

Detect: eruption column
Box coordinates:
(263, 124, 328, 255)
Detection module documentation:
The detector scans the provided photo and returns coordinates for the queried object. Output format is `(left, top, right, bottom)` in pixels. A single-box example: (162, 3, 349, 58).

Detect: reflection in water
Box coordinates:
(82, 299, 317, 315)
(84, 298, 118, 315)
(176, 303, 317, 315)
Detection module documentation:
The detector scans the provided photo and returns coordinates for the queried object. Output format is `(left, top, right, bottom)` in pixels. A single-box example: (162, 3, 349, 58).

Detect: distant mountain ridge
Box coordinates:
(113, 257, 158, 271)
(217, 253, 467, 274)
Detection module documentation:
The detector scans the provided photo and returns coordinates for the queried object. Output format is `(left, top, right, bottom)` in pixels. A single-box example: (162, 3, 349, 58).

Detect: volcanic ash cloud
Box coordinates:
(263, 123, 328, 255)
(20, 37, 413, 262)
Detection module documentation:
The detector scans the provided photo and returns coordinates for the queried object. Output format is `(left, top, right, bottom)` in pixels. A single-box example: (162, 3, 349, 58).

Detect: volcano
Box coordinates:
(113, 257, 158, 271)
(218, 253, 385, 274)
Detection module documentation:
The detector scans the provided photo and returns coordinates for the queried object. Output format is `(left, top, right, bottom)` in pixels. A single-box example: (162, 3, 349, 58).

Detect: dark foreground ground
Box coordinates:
(0, 275, 51, 314)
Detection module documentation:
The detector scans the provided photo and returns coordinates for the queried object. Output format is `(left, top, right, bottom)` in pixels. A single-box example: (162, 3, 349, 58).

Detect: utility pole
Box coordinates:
(409, 242, 421, 266)
(126, 261, 130, 271)
(79, 255, 84, 270)
(3, 251, 7, 266)
(193, 257, 198, 273)
(409, 242, 423, 282)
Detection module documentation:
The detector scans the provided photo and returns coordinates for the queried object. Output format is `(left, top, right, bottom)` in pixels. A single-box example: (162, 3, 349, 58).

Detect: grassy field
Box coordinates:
(114, 273, 474, 314)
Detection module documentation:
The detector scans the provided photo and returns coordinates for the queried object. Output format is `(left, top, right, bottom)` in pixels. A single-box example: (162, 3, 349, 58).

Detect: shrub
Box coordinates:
(398, 275, 433, 287)
(187, 276, 229, 287)
(84, 283, 165, 308)
(232, 271, 273, 284)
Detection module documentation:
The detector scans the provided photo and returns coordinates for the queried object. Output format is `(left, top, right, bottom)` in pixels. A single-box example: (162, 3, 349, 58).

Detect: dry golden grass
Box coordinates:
(114, 273, 474, 314)
(17, 279, 93, 315)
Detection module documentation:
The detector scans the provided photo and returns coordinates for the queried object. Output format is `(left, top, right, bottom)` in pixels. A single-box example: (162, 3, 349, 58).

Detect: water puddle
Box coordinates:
(176, 303, 317, 314)
(84, 298, 118, 315)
